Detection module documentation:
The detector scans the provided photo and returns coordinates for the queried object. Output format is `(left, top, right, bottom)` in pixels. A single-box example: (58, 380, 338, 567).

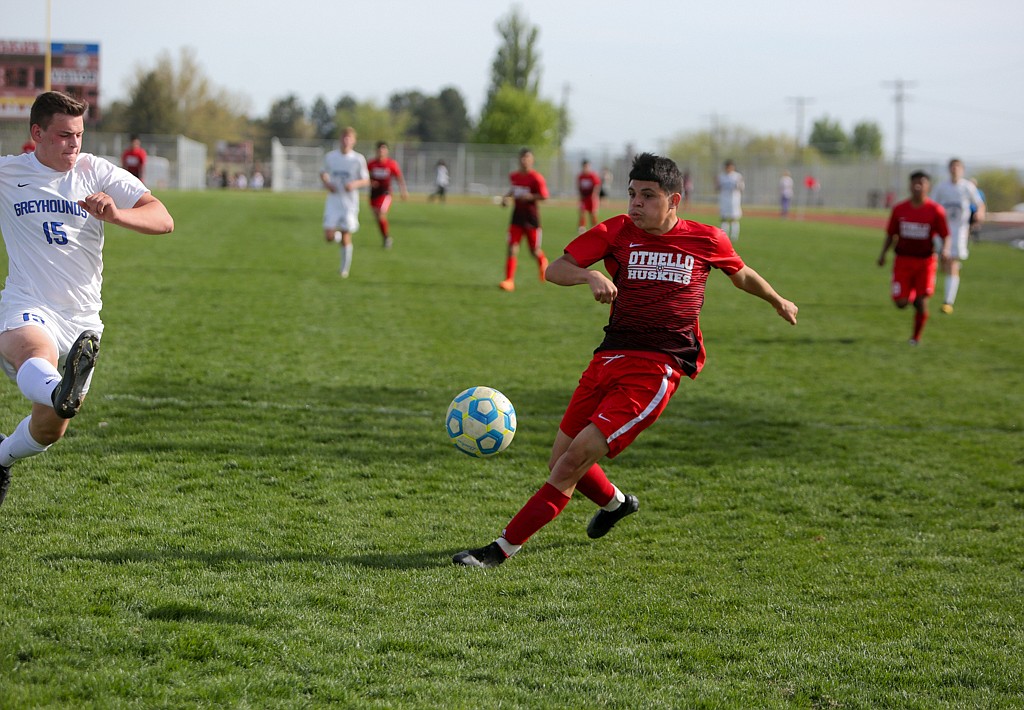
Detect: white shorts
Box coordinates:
(0, 301, 103, 391)
(948, 228, 970, 261)
(323, 203, 359, 233)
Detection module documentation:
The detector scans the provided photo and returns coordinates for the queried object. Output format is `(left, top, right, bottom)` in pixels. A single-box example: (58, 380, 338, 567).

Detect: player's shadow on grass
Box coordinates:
(41, 540, 590, 573)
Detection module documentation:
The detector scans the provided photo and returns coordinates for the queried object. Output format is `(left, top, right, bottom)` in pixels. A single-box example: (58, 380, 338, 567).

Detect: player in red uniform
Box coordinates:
(366, 141, 408, 249)
(498, 148, 549, 291)
(120, 135, 147, 180)
(878, 170, 950, 345)
(454, 153, 799, 568)
(576, 159, 601, 234)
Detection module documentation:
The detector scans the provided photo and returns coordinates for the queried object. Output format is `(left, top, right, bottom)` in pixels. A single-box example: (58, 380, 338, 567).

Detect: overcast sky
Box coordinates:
(8, 0, 1024, 168)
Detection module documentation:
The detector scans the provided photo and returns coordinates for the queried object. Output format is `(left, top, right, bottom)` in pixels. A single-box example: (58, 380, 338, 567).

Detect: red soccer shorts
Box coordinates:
(579, 196, 598, 213)
(891, 254, 936, 303)
(507, 224, 542, 251)
(370, 194, 392, 213)
(559, 352, 681, 458)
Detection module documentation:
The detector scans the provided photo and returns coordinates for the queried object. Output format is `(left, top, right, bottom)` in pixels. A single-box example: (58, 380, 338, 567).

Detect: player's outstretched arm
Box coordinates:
(77, 192, 173, 235)
(545, 254, 617, 304)
(728, 265, 797, 324)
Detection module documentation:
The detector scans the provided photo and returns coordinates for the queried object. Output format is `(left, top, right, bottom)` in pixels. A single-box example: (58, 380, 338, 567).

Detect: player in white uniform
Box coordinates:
(930, 158, 985, 313)
(0, 91, 174, 508)
(320, 127, 369, 278)
(717, 159, 744, 242)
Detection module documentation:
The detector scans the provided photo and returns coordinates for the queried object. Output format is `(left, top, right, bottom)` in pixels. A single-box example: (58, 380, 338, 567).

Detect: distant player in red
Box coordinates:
(454, 153, 799, 568)
(499, 148, 549, 291)
(121, 135, 147, 180)
(576, 159, 601, 234)
(367, 141, 408, 249)
(21, 139, 35, 153)
(878, 170, 950, 345)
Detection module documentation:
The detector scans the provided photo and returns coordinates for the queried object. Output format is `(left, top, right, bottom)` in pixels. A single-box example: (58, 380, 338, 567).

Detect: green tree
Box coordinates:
(112, 47, 250, 146)
(334, 100, 411, 146)
(266, 94, 313, 140)
(850, 121, 884, 157)
(486, 6, 541, 103)
(473, 83, 560, 148)
(124, 70, 178, 135)
(389, 87, 472, 143)
(975, 169, 1023, 211)
(809, 117, 848, 157)
(475, 7, 563, 148)
(309, 97, 336, 139)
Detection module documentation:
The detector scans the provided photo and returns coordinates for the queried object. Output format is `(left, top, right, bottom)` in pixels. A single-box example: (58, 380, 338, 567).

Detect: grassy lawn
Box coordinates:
(0, 190, 1021, 708)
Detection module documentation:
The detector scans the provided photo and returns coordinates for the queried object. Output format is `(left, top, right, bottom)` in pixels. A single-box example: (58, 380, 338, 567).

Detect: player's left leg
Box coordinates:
(452, 426, 611, 569)
(527, 228, 548, 282)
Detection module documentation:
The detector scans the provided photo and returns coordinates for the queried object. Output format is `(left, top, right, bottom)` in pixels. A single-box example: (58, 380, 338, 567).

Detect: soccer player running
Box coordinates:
(0, 91, 174, 508)
(366, 141, 408, 249)
(929, 158, 985, 313)
(454, 153, 798, 568)
(716, 159, 744, 242)
(576, 159, 601, 234)
(498, 148, 549, 292)
(120, 134, 147, 180)
(878, 170, 951, 345)
(320, 127, 370, 278)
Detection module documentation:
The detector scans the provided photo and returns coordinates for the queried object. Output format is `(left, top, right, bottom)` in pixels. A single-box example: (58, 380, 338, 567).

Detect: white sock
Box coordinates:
(944, 275, 960, 305)
(0, 415, 50, 467)
(495, 537, 521, 557)
(340, 244, 353, 274)
(732, 223, 740, 242)
(17, 357, 62, 406)
(333, 230, 342, 243)
(602, 486, 626, 511)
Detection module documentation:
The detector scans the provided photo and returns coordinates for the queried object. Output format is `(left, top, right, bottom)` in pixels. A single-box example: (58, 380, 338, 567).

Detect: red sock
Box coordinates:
(913, 311, 928, 340)
(575, 463, 615, 506)
(378, 217, 389, 237)
(505, 255, 518, 281)
(503, 483, 571, 545)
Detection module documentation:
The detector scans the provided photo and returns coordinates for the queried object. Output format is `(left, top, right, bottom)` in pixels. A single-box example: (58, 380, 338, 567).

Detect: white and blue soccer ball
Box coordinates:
(445, 386, 517, 457)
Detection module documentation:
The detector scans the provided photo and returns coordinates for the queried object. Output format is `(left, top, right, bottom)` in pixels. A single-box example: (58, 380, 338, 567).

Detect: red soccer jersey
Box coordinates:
(121, 147, 147, 179)
(577, 170, 601, 199)
(886, 198, 949, 258)
(565, 215, 745, 377)
(367, 158, 402, 199)
(509, 169, 548, 228)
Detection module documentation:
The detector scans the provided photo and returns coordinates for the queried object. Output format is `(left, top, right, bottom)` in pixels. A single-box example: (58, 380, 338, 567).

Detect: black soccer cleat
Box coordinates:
(52, 330, 101, 419)
(586, 494, 639, 539)
(0, 435, 10, 509)
(452, 541, 508, 568)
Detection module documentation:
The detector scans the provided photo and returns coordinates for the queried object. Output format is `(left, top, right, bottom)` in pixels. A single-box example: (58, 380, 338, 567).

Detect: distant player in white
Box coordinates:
(320, 127, 369, 278)
(0, 91, 174, 508)
(717, 159, 744, 242)
(930, 158, 985, 313)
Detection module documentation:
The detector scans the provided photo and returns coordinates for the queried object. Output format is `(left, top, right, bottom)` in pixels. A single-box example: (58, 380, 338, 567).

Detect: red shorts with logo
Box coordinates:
(891, 254, 936, 302)
(508, 224, 542, 251)
(559, 351, 682, 458)
(370, 193, 392, 212)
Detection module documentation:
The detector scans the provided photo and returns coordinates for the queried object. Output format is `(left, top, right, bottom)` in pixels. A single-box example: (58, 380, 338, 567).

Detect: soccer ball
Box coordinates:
(445, 386, 517, 457)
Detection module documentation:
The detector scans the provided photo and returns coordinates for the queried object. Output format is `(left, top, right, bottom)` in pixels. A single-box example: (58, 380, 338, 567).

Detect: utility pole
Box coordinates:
(882, 79, 916, 187)
(786, 96, 814, 162)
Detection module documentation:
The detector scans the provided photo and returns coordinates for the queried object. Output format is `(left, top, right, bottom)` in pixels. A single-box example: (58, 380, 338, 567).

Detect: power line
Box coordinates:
(882, 79, 916, 183)
(786, 96, 814, 157)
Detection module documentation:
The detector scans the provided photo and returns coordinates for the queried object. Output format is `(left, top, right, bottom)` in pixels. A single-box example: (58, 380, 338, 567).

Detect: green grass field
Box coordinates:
(0, 191, 1021, 708)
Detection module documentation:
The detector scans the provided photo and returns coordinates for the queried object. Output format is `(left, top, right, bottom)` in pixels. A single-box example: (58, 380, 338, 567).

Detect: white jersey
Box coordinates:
(0, 151, 147, 316)
(322, 149, 368, 216)
(718, 170, 744, 219)
(930, 177, 983, 240)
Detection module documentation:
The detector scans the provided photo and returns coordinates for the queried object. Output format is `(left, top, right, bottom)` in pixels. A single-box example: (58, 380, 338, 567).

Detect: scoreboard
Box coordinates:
(0, 40, 100, 121)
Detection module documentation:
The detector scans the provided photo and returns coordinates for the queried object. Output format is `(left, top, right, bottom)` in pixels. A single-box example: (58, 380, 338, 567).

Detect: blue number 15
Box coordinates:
(43, 222, 68, 245)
